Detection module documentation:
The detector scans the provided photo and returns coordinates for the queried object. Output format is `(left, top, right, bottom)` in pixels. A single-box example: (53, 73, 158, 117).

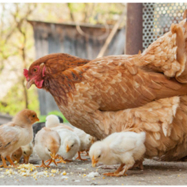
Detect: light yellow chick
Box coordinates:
(89, 131, 146, 177)
(21, 142, 33, 164)
(45, 114, 73, 131)
(34, 127, 61, 167)
(0, 109, 39, 168)
(74, 127, 94, 161)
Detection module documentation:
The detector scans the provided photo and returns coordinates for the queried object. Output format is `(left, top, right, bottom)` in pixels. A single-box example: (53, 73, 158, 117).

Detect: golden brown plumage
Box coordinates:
(25, 10, 187, 161)
(0, 109, 39, 167)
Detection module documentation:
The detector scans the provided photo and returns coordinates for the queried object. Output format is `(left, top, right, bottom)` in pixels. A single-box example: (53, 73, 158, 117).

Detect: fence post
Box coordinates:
(125, 3, 143, 55)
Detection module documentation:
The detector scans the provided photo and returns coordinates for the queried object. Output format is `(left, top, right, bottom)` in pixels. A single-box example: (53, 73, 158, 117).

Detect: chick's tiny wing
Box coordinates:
(109, 134, 137, 154)
(0, 124, 19, 151)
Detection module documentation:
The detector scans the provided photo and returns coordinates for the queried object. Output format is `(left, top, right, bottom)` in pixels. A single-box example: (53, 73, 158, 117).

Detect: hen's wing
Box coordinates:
(78, 17, 187, 111)
(0, 123, 19, 151)
(95, 95, 187, 160)
(81, 54, 187, 112)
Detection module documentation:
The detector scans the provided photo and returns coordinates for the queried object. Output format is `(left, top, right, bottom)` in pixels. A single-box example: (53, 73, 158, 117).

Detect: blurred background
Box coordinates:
(0, 3, 186, 123)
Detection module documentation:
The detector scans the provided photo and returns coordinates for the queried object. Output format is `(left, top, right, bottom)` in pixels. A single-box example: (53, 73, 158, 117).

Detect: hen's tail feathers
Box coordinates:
(139, 9, 187, 83)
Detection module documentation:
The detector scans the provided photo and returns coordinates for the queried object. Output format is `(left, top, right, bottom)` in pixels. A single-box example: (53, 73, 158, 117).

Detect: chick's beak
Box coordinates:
(92, 156, 98, 167)
(50, 152, 56, 160)
(50, 152, 58, 166)
(26, 78, 35, 89)
(66, 145, 70, 152)
(35, 117, 40, 122)
(24, 155, 30, 164)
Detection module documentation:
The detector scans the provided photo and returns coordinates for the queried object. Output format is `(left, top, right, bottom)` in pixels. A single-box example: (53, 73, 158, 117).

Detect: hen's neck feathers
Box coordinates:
(43, 54, 90, 106)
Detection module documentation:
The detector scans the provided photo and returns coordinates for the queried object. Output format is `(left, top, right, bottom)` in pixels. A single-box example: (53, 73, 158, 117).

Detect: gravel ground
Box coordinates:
(0, 151, 187, 185)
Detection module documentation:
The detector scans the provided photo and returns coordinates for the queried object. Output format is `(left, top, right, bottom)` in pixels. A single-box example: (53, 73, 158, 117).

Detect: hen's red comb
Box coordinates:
(23, 69, 29, 80)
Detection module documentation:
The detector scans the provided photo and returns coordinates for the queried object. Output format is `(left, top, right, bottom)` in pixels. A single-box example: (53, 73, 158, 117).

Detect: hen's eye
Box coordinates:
(71, 144, 74, 147)
(24, 151, 26, 154)
(33, 68, 37, 72)
(98, 155, 101, 158)
(48, 149, 50, 152)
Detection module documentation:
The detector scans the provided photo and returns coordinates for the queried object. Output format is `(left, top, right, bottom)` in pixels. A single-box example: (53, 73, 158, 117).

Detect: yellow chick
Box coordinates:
(11, 147, 23, 163)
(89, 132, 146, 177)
(34, 127, 61, 167)
(45, 115, 73, 131)
(0, 109, 39, 168)
(21, 142, 33, 164)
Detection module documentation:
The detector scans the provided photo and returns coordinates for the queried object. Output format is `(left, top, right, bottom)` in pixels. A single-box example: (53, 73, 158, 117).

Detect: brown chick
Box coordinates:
(11, 147, 22, 164)
(0, 109, 39, 168)
(34, 127, 61, 167)
(21, 142, 33, 164)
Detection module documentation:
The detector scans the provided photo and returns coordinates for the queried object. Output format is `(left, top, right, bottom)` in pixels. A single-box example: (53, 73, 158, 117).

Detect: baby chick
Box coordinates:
(74, 127, 94, 161)
(21, 142, 33, 164)
(55, 129, 80, 163)
(11, 147, 22, 164)
(0, 109, 39, 168)
(45, 114, 73, 131)
(34, 127, 61, 167)
(89, 131, 146, 177)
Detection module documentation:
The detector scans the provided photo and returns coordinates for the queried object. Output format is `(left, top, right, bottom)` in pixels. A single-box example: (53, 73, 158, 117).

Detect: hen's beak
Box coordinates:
(23, 155, 30, 164)
(26, 79, 35, 89)
(92, 156, 98, 167)
(66, 145, 70, 152)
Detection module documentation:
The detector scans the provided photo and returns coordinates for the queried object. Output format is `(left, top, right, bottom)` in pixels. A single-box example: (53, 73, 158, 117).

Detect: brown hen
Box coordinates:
(24, 10, 187, 160)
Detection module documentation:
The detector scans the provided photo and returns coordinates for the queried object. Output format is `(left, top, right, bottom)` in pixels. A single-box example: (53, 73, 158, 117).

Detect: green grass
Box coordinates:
(39, 110, 69, 123)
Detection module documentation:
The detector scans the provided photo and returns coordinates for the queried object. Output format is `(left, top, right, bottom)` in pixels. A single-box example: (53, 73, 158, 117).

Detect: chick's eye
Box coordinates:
(48, 149, 50, 152)
(71, 144, 74, 147)
(24, 151, 26, 154)
(32, 115, 35, 118)
(98, 155, 101, 158)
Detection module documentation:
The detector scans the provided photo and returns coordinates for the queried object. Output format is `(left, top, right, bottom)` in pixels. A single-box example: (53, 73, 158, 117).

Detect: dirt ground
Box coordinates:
(0, 151, 187, 185)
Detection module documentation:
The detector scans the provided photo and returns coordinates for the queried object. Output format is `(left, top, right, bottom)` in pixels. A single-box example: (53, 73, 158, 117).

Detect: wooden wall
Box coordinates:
(29, 21, 125, 115)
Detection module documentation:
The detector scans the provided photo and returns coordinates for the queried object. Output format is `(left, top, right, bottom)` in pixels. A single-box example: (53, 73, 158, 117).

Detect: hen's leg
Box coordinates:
(0, 156, 8, 168)
(76, 152, 87, 161)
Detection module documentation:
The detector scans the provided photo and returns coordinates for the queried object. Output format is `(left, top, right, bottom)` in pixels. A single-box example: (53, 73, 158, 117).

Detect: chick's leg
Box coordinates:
(56, 156, 66, 164)
(64, 159, 73, 162)
(6, 156, 17, 167)
(116, 163, 135, 177)
(76, 152, 87, 161)
(37, 160, 50, 168)
(103, 164, 125, 176)
(0, 156, 8, 168)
